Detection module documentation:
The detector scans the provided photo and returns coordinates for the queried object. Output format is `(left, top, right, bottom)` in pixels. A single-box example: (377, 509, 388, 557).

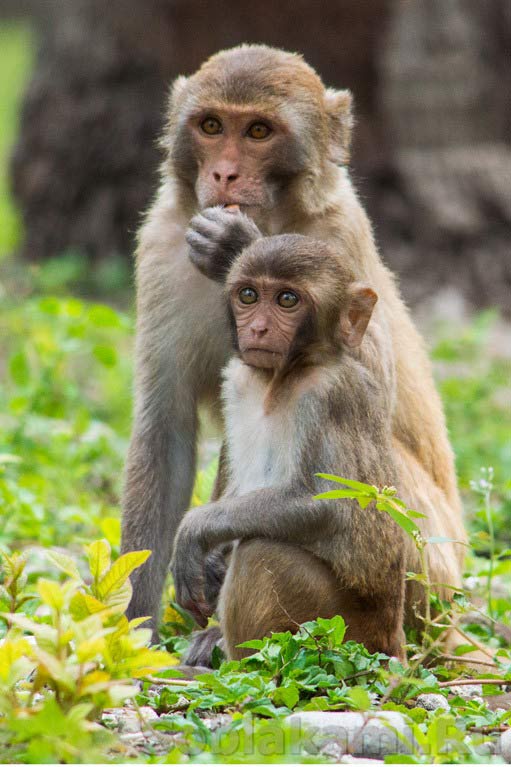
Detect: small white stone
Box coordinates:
(102, 706, 158, 734)
(287, 711, 413, 759)
(449, 684, 483, 701)
(415, 693, 450, 711)
(500, 728, 511, 763)
(138, 706, 159, 722)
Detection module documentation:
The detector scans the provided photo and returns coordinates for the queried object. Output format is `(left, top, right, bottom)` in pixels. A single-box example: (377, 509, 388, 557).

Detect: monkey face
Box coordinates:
(230, 278, 311, 370)
(175, 108, 307, 215)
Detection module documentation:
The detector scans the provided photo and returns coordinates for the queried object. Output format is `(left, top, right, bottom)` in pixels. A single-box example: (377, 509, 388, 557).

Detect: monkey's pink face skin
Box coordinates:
(189, 108, 297, 211)
(230, 279, 310, 370)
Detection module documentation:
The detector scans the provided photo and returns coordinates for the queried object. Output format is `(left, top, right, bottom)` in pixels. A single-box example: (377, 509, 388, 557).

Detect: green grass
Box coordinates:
(0, 21, 34, 257)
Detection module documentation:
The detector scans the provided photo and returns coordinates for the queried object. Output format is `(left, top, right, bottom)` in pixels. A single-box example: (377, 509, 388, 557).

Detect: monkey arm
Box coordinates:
(186, 206, 261, 282)
(171, 488, 335, 625)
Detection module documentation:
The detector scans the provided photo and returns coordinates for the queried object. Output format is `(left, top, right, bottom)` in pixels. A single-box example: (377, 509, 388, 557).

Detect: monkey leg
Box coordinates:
(219, 539, 406, 661)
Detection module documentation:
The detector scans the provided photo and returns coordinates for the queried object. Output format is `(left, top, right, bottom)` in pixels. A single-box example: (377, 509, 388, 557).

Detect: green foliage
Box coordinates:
(0, 294, 132, 549)
(315, 476, 427, 540)
(140, 617, 511, 763)
(142, 616, 437, 717)
(0, 22, 33, 258)
(0, 542, 176, 763)
(433, 312, 511, 550)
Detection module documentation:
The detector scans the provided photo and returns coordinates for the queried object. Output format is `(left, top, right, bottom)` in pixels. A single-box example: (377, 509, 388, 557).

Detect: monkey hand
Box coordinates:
(171, 521, 212, 628)
(186, 206, 261, 282)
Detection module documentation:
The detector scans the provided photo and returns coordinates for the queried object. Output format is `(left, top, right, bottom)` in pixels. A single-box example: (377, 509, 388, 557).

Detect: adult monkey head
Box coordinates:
(162, 45, 353, 223)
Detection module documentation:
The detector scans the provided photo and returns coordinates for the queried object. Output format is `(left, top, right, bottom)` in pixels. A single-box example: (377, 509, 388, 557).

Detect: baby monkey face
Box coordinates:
(230, 278, 311, 370)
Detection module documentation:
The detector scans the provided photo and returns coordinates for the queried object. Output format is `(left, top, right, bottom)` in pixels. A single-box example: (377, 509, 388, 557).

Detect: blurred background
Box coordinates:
(1, 0, 510, 313)
(0, 1, 509, 578)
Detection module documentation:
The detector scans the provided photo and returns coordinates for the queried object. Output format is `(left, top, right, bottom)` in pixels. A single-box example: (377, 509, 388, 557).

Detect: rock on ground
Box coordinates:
(500, 728, 511, 763)
(415, 693, 450, 711)
(287, 711, 413, 759)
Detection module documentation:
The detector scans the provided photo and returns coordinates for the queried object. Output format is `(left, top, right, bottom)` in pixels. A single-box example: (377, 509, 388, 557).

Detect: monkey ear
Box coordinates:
(324, 88, 354, 165)
(169, 75, 190, 107)
(340, 284, 378, 348)
(161, 76, 191, 150)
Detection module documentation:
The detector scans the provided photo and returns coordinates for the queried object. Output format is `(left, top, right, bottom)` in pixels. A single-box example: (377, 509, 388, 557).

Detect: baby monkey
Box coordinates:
(172, 206, 414, 660)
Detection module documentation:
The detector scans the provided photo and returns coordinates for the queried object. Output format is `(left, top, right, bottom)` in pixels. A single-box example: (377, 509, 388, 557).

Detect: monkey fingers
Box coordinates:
(186, 229, 218, 273)
(172, 541, 212, 628)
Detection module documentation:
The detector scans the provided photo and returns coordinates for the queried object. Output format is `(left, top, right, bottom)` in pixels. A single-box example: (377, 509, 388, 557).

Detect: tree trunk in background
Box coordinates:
(373, 0, 511, 311)
(9, 0, 511, 311)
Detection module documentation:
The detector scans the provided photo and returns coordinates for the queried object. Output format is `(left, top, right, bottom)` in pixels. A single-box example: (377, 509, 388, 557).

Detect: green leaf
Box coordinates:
(35, 648, 76, 691)
(96, 549, 151, 601)
(87, 539, 111, 584)
(273, 682, 299, 709)
(37, 579, 64, 610)
(88, 304, 122, 328)
(6, 614, 58, 645)
(346, 686, 371, 711)
(69, 591, 107, 620)
(381, 506, 421, 537)
(453, 643, 478, 656)
(316, 474, 377, 494)
(46, 550, 81, 580)
(93, 344, 117, 367)
(406, 508, 428, 519)
(103, 578, 132, 614)
(9, 350, 30, 386)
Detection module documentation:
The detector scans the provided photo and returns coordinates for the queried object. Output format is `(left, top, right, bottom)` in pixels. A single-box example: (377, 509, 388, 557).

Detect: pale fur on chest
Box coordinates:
(222, 359, 297, 494)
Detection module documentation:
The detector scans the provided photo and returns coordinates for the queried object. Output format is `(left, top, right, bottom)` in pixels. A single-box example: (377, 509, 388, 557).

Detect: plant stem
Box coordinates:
(418, 545, 432, 642)
(483, 468, 495, 631)
(438, 678, 509, 688)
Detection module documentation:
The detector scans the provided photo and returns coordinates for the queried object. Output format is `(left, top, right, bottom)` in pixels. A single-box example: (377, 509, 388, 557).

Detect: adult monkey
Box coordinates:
(122, 45, 464, 639)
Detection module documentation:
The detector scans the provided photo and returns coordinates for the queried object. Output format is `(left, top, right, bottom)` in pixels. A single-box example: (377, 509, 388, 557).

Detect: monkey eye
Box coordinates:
(247, 122, 272, 140)
(277, 290, 299, 308)
(200, 116, 222, 135)
(238, 287, 258, 305)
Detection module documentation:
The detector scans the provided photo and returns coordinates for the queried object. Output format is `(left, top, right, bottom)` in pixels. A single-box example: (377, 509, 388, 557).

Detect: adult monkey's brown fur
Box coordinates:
(122, 45, 465, 639)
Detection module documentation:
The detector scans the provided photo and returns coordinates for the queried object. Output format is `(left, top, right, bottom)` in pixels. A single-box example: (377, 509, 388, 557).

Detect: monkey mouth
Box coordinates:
(243, 346, 281, 355)
(203, 197, 263, 212)
(241, 347, 282, 369)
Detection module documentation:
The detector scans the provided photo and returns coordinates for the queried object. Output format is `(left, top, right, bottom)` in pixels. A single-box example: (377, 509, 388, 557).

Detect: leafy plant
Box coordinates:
(0, 541, 176, 762)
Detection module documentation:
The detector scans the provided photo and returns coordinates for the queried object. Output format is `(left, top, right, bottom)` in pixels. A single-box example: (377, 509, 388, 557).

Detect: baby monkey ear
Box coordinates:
(340, 283, 378, 348)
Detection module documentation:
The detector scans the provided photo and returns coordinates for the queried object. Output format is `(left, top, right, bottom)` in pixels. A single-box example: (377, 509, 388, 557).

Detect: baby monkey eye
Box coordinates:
(277, 291, 299, 308)
(200, 117, 222, 135)
(239, 287, 258, 305)
(247, 122, 271, 140)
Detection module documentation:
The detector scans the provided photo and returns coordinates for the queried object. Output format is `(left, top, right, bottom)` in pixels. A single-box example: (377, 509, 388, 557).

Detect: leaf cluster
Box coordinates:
(0, 542, 176, 762)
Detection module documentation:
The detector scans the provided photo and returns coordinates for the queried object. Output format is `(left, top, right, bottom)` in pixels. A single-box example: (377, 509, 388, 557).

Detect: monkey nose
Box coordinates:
(213, 171, 239, 186)
(251, 325, 268, 337)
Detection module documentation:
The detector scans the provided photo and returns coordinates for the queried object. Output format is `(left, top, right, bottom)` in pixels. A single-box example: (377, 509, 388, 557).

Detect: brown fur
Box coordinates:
(122, 45, 465, 647)
(172, 231, 451, 661)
